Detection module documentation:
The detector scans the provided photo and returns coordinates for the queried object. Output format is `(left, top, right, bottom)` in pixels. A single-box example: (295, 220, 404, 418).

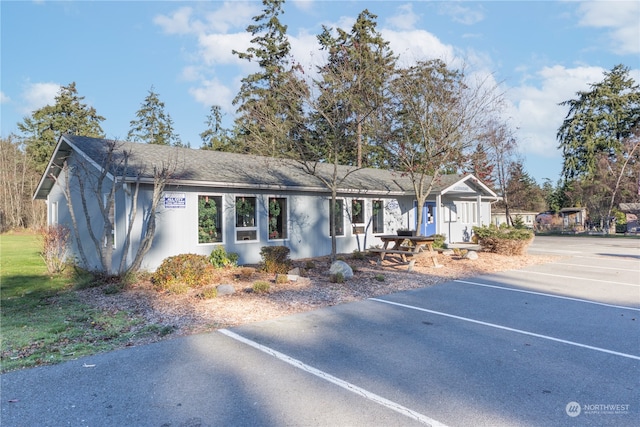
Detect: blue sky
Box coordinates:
(2, 1, 639, 185)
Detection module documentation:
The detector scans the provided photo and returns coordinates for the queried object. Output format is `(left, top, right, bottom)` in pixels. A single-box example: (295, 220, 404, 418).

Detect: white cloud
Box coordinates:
(21, 82, 60, 114)
(382, 29, 456, 66)
(386, 3, 420, 31)
(438, 3, 484, 25)
(291, 0, 314, 13)
(0, 91, 10, 104)
(577, 1, 640, 54)
(154, 3, 258, 35)
(507, 65, 605, 157)
(189, 78, 235, 113)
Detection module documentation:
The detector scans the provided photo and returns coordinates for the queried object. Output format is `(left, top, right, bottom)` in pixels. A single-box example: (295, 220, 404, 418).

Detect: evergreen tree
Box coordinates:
(558, 64, 640, 180)
(467, 143, 495, 188)
(127, 87, 183, 146)
(232, 0, 305, 156)
(18, 82, 105, 174)
(200, 105, 232, 151)
(316, 10, 396, 167)
(504, 161, 545, 212)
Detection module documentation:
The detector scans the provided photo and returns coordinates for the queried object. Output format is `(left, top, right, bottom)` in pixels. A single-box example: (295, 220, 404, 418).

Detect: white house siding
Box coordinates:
(136, 186, 410, 270)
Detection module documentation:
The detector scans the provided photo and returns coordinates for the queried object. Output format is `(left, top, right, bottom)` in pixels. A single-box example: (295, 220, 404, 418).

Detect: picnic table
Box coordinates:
(370, 234, 442, 271)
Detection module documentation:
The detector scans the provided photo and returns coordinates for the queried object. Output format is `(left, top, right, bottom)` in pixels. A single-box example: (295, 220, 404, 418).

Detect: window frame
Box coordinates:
(234, 195, 259, 243)
(197, 194, 224, 244)
(267, 196, 288, 241)
(371, 200, 385, 234)
(329, 198, 345, 237)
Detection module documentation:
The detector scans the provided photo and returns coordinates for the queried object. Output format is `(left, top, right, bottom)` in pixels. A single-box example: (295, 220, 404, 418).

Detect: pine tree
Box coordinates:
(18, 82, 105, 174)
(127, 87, 183, 146)
(558, 64, 640, 180)
(200, 105, 232, 151)
(317, 10, 396, 167)
(232, 0, 305, 156)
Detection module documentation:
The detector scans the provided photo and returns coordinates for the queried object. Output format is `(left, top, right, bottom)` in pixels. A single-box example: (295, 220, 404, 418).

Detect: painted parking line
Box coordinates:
(508, 270, 640, 287)
(453, 279, 640, 311)
(369, 298, 640, 361)
(218, 329, 448, 427)
(552, 262, 640, 272)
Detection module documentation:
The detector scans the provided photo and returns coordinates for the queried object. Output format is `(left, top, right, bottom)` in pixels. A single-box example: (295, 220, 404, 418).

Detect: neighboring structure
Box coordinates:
(34, 135, 499, 273)
(619, 203, 640, 233)
(491, 211, 538, 229)
(559, 207, 588, 232)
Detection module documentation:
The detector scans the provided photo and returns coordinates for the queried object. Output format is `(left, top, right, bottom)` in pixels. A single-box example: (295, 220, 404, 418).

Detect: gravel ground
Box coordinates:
(77, 250, 559, 347)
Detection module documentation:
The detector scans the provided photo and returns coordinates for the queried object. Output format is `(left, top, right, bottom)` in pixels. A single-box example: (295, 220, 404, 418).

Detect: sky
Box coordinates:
(2, 1, 639, 185)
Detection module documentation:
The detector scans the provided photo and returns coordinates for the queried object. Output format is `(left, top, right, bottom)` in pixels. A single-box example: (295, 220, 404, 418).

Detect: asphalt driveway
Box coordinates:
(2, 236, 639, 426)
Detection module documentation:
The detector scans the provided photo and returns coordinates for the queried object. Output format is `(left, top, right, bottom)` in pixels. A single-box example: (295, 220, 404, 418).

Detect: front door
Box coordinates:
(416, 201, 437, 236)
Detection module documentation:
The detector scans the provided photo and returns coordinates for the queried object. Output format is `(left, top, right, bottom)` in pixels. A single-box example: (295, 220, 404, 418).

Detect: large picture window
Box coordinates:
(235, 196, 257, 241)
(351, 199, 365, 234)
(329, 199, 344, 236)
(268, 197, 288, 240)
(372, 200, 384, 234)
(198, 195, 223, 243)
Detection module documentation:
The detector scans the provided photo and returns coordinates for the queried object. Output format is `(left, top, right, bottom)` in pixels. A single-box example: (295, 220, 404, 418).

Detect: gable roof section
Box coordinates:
(34, 135, 494, 200)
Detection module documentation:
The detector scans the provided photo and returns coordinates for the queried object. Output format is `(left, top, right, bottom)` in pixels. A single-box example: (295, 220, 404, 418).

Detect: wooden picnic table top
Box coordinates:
(377, 235, 436, 243)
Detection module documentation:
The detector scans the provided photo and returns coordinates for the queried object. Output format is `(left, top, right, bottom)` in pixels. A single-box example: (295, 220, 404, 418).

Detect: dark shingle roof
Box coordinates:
(35, 135, 484, 199)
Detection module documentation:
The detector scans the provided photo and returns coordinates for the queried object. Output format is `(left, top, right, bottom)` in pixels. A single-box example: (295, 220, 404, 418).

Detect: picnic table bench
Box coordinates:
(370, 234, 442, 271)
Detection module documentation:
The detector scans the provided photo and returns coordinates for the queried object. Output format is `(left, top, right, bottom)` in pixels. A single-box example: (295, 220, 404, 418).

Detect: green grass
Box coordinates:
(0, 233, 158, 372)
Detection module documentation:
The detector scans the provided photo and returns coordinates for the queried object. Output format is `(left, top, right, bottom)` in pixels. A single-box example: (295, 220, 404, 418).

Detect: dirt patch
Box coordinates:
(76, 251, 559, 347)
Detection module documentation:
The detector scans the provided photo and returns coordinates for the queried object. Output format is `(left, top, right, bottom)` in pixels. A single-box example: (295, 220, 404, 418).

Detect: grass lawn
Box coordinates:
(0, 232, 158, 372)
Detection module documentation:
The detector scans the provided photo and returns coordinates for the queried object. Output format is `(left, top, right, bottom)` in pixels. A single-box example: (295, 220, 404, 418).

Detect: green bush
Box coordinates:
(209, 245, 239, 268)
(151, 254, 217, 292)
(431, 234, 446, 249)
(260, 246, 291, 274)
(473, 225, 534, 255)
(253, 280, 271, 293)
(330, 272, 345, 283)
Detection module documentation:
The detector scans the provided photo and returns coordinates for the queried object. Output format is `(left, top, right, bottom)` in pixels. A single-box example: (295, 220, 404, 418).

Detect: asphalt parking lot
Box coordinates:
(2, 236, 639, 426)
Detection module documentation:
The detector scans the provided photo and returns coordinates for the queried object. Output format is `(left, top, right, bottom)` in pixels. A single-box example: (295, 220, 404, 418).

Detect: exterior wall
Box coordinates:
(46, 157, 123, 273)
(491, 212, 538, 228)
(438, 197, 492, 243)
(137, 186, 413, 271)
(47, 153, 495, 272)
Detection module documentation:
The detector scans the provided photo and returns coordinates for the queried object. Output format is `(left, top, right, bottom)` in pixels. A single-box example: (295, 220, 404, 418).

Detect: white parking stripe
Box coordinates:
(453, 279, 640, 311)
(511, 270, 640, 287)
(369, 298, 640, 361)
(219, 329, 448, 427)
(553, 262, 640, 272)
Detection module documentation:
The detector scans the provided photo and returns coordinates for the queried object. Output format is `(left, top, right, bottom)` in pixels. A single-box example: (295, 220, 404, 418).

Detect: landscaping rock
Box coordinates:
(463, 250, 479, 260)
(216, 284, 236, 296)
(329, 260, 353, 279)
(288, 267, 301, 276)
(442, 249, 455, 256)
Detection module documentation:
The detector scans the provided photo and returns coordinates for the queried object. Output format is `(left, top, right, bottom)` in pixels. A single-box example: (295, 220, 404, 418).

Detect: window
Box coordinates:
(198, 195, 223, 243)
(329, 199, 345, 236)
(235, 196, 257, 241)
(51, 201, 58, 225)
(103, 195, 115, 248)
(460, 202, 477, 224)
(351, 199, 365, 234)
(372, 200, 384, 234)
(268, 197, 288, 240)
(443, 204, 457, 222)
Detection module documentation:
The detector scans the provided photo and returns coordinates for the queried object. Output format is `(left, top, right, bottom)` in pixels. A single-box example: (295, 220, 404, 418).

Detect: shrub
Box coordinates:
(152, 254, 217, 291)
(196, 285, 218, 300)
(374, 274, 385, 282)
(260, 246, 291, 274)
(473, 225, 534, 255)
(330, 272, 345, 283)
(352, 250, 365, 260)
(252, 280, 271, 293)
(431, 234, 446, 250)
(39, 224, 70, 274)
(275, 274, 289, 284)
(209, 246, 239, 268)
(237, 267, 255, 280)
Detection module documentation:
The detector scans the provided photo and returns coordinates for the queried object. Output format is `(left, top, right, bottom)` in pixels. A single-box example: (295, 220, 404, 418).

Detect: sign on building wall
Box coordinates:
(164, 192, 186, 209)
